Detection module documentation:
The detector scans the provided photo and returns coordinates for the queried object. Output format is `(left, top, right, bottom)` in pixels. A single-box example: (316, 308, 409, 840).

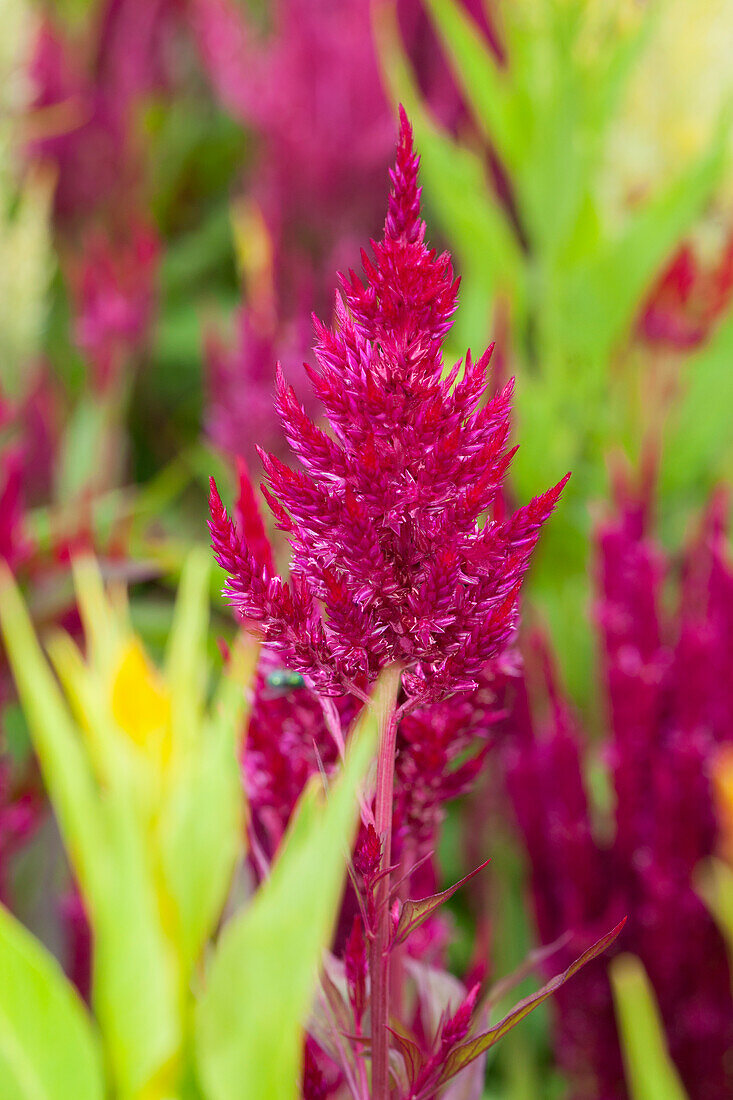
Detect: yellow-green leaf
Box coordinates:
(610, 953, 688, 1100)
(195, 670, 396, 1100)
(0, 903, 104, 1100)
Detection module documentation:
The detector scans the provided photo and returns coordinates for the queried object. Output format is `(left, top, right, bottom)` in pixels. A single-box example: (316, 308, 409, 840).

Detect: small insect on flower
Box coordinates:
(265, 668, 306, 694)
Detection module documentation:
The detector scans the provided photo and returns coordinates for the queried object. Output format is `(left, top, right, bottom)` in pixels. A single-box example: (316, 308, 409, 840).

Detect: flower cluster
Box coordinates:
(29, 1, 179, 223)
(194, 0, 396, 460)
(210, 108, 567, 702)
(640, 236, 733, 349)
(501, 480, 733, 1099)
(71, 221, 159, 392)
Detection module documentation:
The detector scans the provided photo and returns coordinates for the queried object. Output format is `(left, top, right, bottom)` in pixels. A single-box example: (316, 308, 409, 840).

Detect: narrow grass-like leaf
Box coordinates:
(660, 310, 733, 518)
(695, 858, 733, 978)
(195, 673, 387, 1100)
(0, 565, 105, 900)
(165, 547, 212, 754)
(610, 953, 688, 1100)
(0, 903, 105, 1100)
(557, 114, 731, 363)
(423, 0, 520, 170)
(158, 636, 258, 972)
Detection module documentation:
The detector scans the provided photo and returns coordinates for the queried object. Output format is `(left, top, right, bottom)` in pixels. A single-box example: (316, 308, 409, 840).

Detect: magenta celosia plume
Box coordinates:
(72, 221, 159, 391)
(502, 481, 733, 1099)
(29, 1, 180, 222)
(640, 237, 733, 349)
(209, 108, 568, 703)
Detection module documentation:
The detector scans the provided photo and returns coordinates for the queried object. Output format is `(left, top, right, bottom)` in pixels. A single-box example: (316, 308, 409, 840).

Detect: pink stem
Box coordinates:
(370, 690, 400, 1099)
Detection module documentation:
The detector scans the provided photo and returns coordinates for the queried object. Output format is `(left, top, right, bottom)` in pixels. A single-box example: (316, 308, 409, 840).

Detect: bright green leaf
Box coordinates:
(0, 565, 106, 901)
(0, 903, 104, 1100)
(158, 637, 258, 973)
(196, 669, 398, 1100)
(610, 953, 688, 1100)
(165, 547, 212, 755)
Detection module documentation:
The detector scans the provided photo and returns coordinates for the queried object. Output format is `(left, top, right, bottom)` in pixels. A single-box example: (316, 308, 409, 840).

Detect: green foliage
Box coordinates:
(610, 953, 688, 1100)
(438, 920, 626, 1086)
(695, 858, 733, 981)
(195, 681, 381, 1100)
(0, 903, 104, 1100)
(0, 557, 390, 1099)
(0, 556, 255, 1098)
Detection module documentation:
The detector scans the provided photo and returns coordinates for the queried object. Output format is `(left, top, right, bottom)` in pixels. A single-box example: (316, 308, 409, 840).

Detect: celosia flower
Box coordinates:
(191, 0, 393, 289)
(206, 308, 313, 462)
(72, 221, 159, 391)
(210, 108, 567, 703)
(193, 0, 396, 460)
(0, 440, 30, 572)
(502, 481, 733, 1099)
(639, 235, 733, 349)
(29, 2, 179, 222)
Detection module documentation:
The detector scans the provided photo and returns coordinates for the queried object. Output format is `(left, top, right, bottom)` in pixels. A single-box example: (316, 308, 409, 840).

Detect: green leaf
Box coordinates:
(54, 393, 125, 504)
(437, 919, 627, 1087)
(556, 112, 731, 363)
(158, 637, 258, 973)
(196, 670, 396, 1100)
(695, 858, 733, 978)
(610, 954, 688, 1100)
(660, 309, 733, 519)
(0, 903, 105, 1100)
(423, 0, 520, 170)
(0, 566, 182, 1097)
(0, 565, 106, 900)
(165, 547, 212, 754)
(91, 788, 182, 1099)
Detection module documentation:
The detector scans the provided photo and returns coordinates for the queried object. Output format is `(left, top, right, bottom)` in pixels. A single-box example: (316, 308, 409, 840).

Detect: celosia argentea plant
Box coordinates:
(211, 109, 624, 1099)
(501, 478, 733, 1099)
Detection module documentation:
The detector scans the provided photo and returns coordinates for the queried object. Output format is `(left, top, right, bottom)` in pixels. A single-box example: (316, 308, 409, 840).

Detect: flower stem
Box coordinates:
(370, 668, 401, 1099)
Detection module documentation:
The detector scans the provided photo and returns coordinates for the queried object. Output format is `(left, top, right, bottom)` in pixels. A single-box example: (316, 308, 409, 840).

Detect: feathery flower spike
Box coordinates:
(210, 108, 568, 703)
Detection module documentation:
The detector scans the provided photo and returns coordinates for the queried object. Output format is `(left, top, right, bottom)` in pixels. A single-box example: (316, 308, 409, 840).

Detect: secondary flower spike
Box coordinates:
(210, 108, 568, 701)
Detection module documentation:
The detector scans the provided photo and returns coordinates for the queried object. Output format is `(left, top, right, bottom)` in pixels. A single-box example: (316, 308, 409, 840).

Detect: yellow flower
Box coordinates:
(111, 638, 172, 761)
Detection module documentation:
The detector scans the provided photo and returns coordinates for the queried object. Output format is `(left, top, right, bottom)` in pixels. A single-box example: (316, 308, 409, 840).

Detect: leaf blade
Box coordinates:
(0, 903, 105, 1100)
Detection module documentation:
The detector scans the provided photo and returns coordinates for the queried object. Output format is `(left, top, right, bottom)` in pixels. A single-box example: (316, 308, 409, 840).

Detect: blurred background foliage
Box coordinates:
(1, 1, 732, 1098)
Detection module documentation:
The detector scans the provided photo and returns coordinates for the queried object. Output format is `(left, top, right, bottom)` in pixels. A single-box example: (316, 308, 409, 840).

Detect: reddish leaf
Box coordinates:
(484, 931, 572, 1009)
(387, 1025, 424, 1088)
(436, 918, 627, 1087)
(395, 859, 491, 945)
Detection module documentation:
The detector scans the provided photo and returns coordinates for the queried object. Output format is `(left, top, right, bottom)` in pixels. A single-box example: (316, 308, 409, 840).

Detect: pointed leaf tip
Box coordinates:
(395, 859, 491, 945)
(437, 917, 627, 1086)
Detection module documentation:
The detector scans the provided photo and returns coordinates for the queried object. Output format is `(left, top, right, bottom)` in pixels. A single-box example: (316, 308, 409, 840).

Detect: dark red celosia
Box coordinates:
(210, 109, 567, 702)
(72, 222, 159, 390)
(502, 485, 733, 1100)
(29, 2, 180, 222)
(344, 916, 368, 1027)
(243, 647, 346, 861)
(193, 0, 395, 461)
(191, 0, 393, 294)
(0, 445, 30, 573)
(205, 309, 313, 462)
(640, 236, 733, 349)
